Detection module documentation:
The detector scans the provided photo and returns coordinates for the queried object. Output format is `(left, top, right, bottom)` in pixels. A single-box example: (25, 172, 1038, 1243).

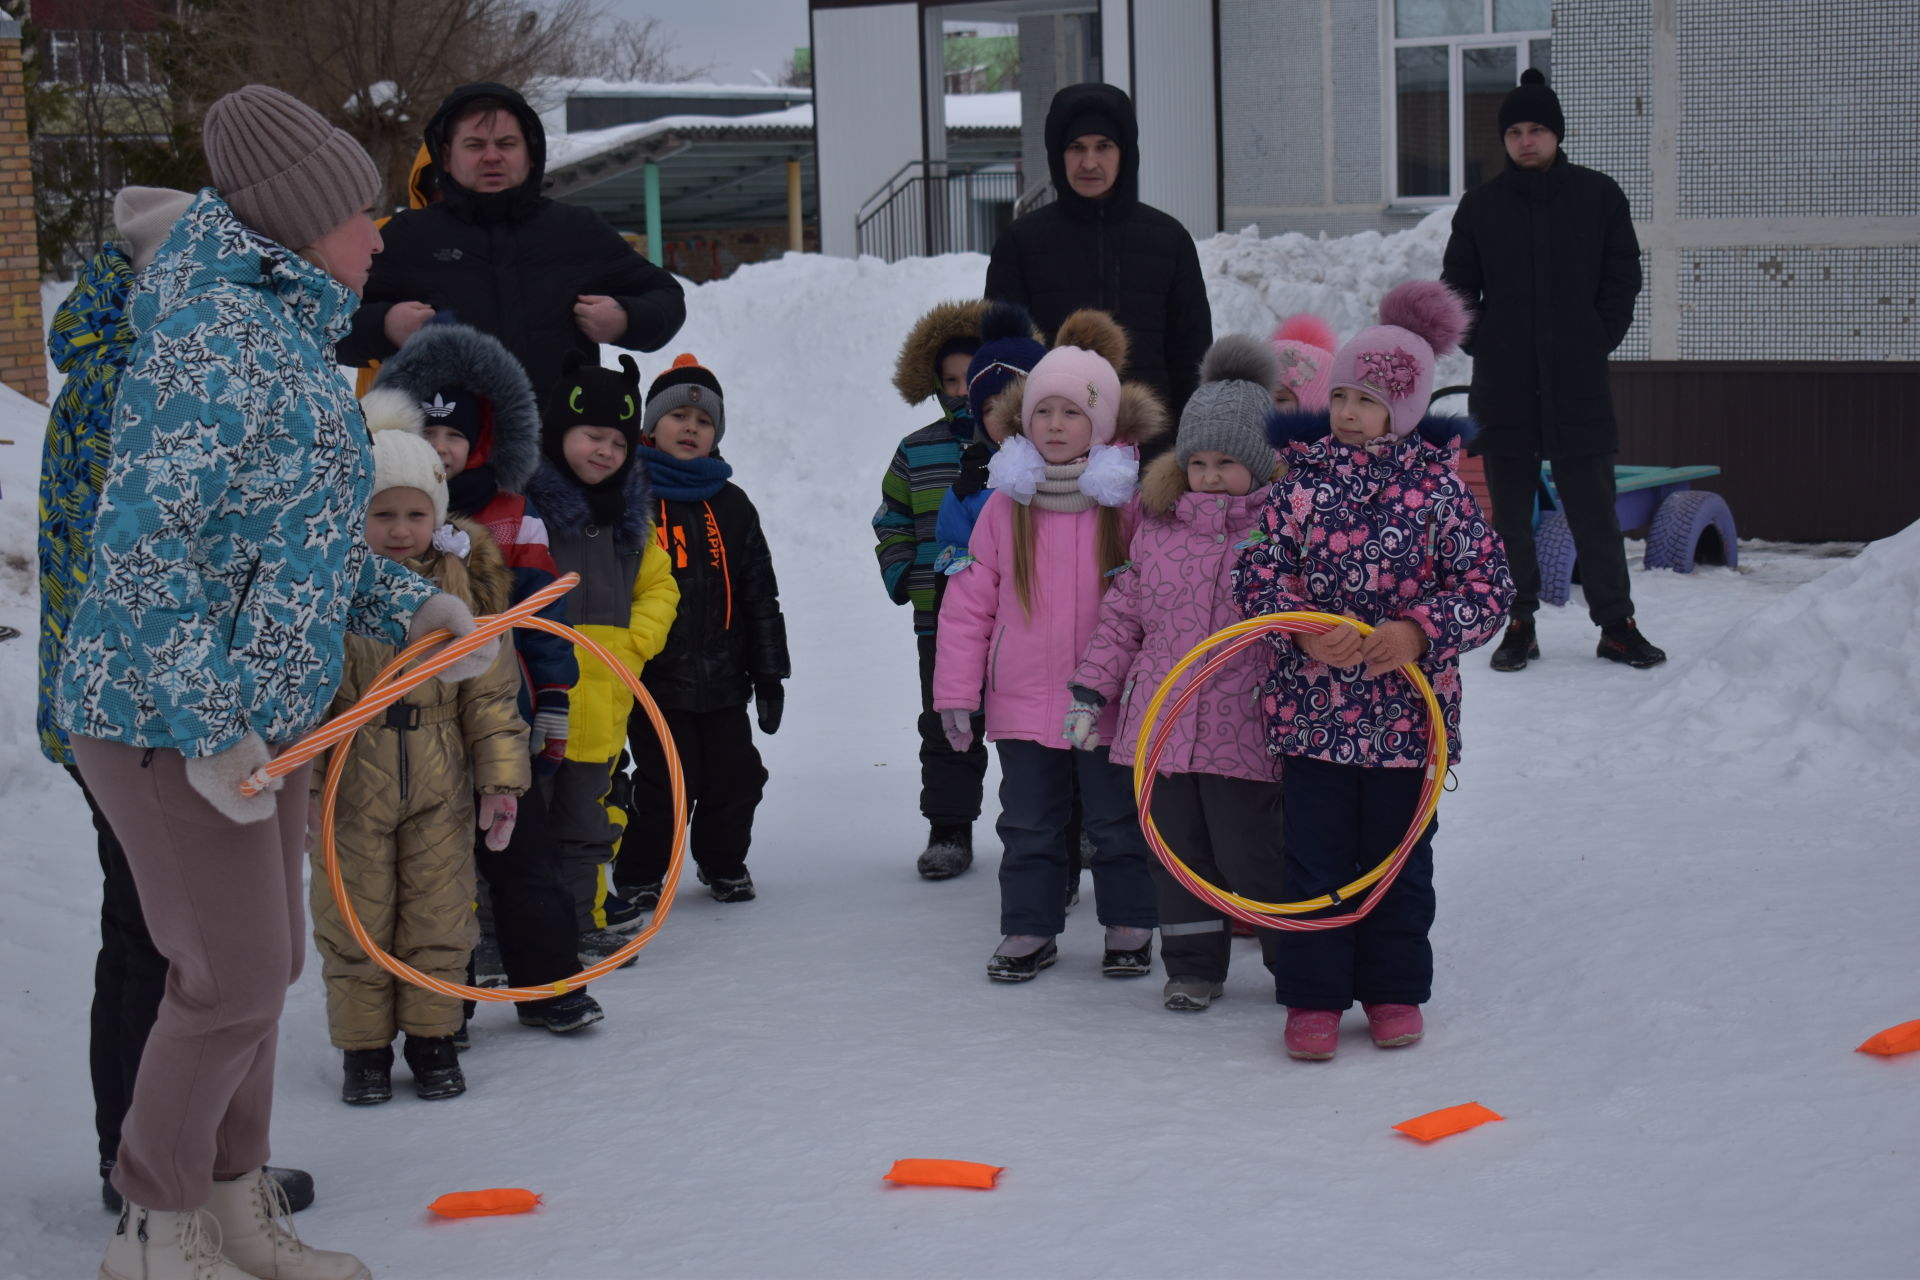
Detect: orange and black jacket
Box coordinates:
(641, 461, 789, 714)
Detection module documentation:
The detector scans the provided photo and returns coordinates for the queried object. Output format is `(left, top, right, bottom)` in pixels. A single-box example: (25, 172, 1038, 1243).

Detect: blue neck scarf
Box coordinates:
(640, 445, 733, 501)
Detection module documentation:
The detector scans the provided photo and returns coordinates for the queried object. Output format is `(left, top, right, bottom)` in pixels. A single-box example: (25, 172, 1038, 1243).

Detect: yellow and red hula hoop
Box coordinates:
(241, 572, 685, 1000)
(1130, 613, 1447, 931)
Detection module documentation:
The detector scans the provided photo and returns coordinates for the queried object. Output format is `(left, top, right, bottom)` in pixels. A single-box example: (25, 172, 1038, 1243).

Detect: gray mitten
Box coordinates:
(407, 592, 500, 683)
(184, 731, 280, 826)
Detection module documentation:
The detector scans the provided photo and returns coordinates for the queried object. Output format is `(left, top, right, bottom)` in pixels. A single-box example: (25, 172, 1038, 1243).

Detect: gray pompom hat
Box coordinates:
(1174, 334, 1280, 479)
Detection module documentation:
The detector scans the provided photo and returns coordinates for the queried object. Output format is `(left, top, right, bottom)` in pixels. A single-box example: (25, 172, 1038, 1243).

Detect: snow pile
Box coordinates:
(1198, 206, 1470, 392)
(1641, 518, 1920, 768)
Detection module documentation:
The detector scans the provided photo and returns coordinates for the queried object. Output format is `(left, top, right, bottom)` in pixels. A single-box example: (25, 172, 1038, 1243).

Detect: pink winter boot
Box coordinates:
(1283, 1008, 1342, 1060)
(1363, 1003, 1424, 1047)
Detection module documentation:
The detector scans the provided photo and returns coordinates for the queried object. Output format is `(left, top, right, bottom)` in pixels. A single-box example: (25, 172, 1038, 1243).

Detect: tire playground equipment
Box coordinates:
(1538, 465, 1738, 607)
(1430, 387, 1737, 608)
(240, 572, 687, 1001)
(1130, 613, 1446, 931)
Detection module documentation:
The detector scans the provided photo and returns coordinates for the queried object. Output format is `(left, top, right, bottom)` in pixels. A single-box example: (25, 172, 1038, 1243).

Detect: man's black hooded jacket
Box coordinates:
(338, 83, 686, 400)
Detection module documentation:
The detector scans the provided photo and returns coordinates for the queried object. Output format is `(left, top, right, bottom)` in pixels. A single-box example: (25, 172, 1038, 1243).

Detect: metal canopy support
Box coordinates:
(643, 161, 662, 265)
(788, 160, 804, 251)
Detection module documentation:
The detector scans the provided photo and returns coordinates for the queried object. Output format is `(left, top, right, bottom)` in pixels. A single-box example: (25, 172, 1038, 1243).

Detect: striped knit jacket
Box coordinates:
(873, 408, 972, 635)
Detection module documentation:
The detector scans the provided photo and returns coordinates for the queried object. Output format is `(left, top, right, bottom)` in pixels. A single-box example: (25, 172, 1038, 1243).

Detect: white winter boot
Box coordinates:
(100, 1201, 254, 1279)
(203, 1169, 372, 1279)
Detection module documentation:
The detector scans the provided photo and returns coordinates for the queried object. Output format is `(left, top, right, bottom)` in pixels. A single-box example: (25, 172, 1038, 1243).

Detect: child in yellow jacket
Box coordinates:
(526, 353, 679, 965)
(311, 391, 529, 1104)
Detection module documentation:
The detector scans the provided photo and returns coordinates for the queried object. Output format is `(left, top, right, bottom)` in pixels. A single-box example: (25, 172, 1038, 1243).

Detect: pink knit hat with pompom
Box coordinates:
(1021, 344, 1123, 446)
(1327, 282, 1469, 439)
(1268, 313, 1337, 411)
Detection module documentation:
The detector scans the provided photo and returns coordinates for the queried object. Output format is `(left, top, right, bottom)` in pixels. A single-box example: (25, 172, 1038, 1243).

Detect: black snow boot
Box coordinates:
(916, 823, 974, 880)
(697, 866, 756, 902)
(1596, 618, 1667, 668)
(517, 990, 605, 1035)
(986, 937, 1058, 983)
(403, 1035, 466, 1101)
(1489, 618, 1539, 671)
(341, 1046, 394, 1106)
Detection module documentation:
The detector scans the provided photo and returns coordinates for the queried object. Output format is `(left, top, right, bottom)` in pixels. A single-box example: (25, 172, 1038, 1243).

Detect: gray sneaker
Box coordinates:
(1163, 977, 1225, 1011)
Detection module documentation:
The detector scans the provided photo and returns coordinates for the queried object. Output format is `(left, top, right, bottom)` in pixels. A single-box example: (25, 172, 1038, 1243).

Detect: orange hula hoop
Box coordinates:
(245, 572, 686, 1000)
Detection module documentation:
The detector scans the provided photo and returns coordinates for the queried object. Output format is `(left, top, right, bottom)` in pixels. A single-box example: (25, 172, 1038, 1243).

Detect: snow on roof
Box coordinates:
(545, 93, 1020, 175)
(559, 78, 813, 100)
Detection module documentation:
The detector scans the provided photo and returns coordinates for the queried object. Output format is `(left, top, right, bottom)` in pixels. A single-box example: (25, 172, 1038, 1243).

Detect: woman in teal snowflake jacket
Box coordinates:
(59, 87, 502, 1274)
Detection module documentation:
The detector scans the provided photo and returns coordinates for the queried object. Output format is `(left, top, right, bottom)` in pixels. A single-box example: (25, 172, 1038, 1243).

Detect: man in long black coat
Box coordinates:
(986, 82, 1212, 447)
(1442, 69, 1665, 669)
(338, 83, 686, 400)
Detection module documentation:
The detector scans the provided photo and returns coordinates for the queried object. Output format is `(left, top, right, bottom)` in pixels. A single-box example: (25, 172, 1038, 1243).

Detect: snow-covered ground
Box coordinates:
(3, 242, 1915, 1278)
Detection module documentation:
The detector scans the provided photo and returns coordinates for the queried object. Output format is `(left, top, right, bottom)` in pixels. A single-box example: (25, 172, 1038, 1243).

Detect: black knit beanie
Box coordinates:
(1498, 68, 1564, 139)
(541, 352, 643, 470)
(421, 384, 486, 449)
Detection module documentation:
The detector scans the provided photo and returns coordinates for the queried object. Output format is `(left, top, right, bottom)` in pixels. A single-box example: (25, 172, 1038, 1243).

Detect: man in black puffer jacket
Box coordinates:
(985, 82, 1211, 452)
(1442, 69, 1665, 671)
(338, 83, 687, 401)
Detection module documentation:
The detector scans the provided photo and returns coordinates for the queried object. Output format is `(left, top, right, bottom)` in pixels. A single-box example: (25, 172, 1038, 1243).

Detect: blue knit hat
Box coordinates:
(966, 301, 1046, 431)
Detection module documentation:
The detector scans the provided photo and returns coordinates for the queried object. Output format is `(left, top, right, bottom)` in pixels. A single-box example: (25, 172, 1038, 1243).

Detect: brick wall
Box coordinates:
(0, 17, 46, 404)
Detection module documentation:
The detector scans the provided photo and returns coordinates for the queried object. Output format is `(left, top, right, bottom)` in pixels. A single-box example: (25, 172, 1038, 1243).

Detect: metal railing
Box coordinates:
(856, 160, 1023, 262)
(1013, 176, 1055, 218)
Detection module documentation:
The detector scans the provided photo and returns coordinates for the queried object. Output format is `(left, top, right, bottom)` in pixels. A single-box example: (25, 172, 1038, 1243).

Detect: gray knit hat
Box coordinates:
(202, 85, 381, 251)
(1175, 334, 1280, 479)
(642, 354, 726, 444)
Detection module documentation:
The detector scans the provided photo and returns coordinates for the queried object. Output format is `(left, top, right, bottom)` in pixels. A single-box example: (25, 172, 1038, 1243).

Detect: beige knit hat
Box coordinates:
(112, 186, 194, 272)
(202, 85, 381, 251)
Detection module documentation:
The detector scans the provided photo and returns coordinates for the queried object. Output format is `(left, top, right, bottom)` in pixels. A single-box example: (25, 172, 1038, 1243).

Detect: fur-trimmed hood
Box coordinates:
(373, 322, 541, 494)
(1137, 449, 1286, 516)
(525, 457, 657, 548)
(984, 374, 1169, 450)
(895, 299, 988, 405)
(415, 514, 513, 616)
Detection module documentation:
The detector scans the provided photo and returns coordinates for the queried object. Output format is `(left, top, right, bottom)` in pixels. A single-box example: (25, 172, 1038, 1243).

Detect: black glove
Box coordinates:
(754, 679, 784, 735)
(951, 443, 991, 498)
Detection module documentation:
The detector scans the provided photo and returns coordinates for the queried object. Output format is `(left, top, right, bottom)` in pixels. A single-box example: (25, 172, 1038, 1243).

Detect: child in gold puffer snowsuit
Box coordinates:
(310, 389, 530, 1105)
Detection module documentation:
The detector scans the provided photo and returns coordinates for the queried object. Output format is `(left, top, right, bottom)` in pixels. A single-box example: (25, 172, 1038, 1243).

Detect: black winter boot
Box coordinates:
(916, 823, 974, 880)
(1597, 618, 1667, 668)
(341, 1046, 394, 1106)
(403, 1035, 466, 1101)
(1489, 618, 1540, 671)
(697, 866, 756, 902)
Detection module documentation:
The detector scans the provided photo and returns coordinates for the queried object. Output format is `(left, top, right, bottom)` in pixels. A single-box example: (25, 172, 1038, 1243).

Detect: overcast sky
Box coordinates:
(597, 0, 813, 86)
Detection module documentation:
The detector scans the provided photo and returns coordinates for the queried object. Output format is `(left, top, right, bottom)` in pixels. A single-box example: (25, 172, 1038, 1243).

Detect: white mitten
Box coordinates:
(406, 593, 500, 683)
(184, 731, 280, 826)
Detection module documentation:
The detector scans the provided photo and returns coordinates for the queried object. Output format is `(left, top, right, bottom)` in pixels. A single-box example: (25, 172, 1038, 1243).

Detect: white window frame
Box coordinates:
(1384, 0, 1550, 206)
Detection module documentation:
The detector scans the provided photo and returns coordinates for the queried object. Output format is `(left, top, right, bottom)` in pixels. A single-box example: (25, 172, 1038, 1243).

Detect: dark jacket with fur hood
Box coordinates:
(526, 459, 679, 763)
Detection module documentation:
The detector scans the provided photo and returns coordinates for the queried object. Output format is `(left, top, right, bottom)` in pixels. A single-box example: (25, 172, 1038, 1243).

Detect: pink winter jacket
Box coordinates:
(933, 489, 1139, 747)
(1073, 469, 1280, 782)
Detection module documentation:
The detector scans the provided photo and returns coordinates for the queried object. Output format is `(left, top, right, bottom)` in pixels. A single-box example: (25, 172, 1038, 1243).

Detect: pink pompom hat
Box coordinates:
(1022, 344, 1123, 446)
(1268, 313, 1338, 411)
(1327, 281, 1470, 438)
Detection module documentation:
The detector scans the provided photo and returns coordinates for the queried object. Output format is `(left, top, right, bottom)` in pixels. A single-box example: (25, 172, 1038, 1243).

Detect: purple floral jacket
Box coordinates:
(1233, 413, 1513, 768)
